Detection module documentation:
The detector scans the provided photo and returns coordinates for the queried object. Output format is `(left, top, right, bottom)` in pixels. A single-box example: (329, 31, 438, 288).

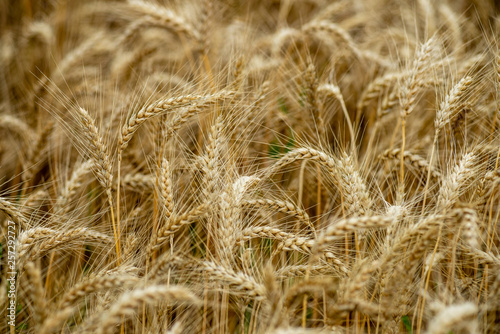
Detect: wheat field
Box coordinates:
(1, 0, 500, 333)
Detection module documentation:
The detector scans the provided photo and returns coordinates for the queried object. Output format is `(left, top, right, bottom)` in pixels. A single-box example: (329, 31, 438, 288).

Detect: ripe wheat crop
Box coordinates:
(1, 0, 500, 333)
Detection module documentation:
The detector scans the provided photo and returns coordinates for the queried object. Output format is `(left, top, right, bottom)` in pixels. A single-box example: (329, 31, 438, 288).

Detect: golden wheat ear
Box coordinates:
(75, 107, 121, 264)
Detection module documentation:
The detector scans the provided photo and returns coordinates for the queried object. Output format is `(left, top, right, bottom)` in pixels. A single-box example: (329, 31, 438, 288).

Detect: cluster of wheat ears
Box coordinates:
(1, 0, 500, 333)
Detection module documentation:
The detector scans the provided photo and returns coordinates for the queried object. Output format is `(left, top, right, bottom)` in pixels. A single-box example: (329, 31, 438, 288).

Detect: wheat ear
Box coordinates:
(126, 0, 199, 41)
(303, 20, 389, 67)
(119, 91, 233, 152)
(150, 203, 210, 252)
(55, 160, 94, 214)
(436, 152, 477, 211)
(241, 199, 313, 232)
(199, 260, 266, 299)
(219, 177, 260, 263)
(318, 83, 356, 156)
(399, 37, 434, 202)
(157, 158, 174, 219)
(96, 285, 200, 334)
(315, 216, 395, 252)
(76, 107, 120, 263)
(0, 115, 34, 146)
(336, 153, 371, 216)
(0, 197, 29, 229)
(121, 173, 154, 192)
(422, 77, 473, 213)
(39, 307, 76, 334)
(426, 302, 478, 334)
(24, 262, 47, 326)
(17, 227, 112, 263)
(236, 226, 347, 273)
(60, 273, 139, 309)
(380, 149, 441, 181)
(264, 147, 337, 179)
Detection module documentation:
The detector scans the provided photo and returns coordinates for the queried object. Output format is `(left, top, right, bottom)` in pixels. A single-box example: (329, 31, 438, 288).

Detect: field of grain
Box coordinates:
(1, 0, 500, 333)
